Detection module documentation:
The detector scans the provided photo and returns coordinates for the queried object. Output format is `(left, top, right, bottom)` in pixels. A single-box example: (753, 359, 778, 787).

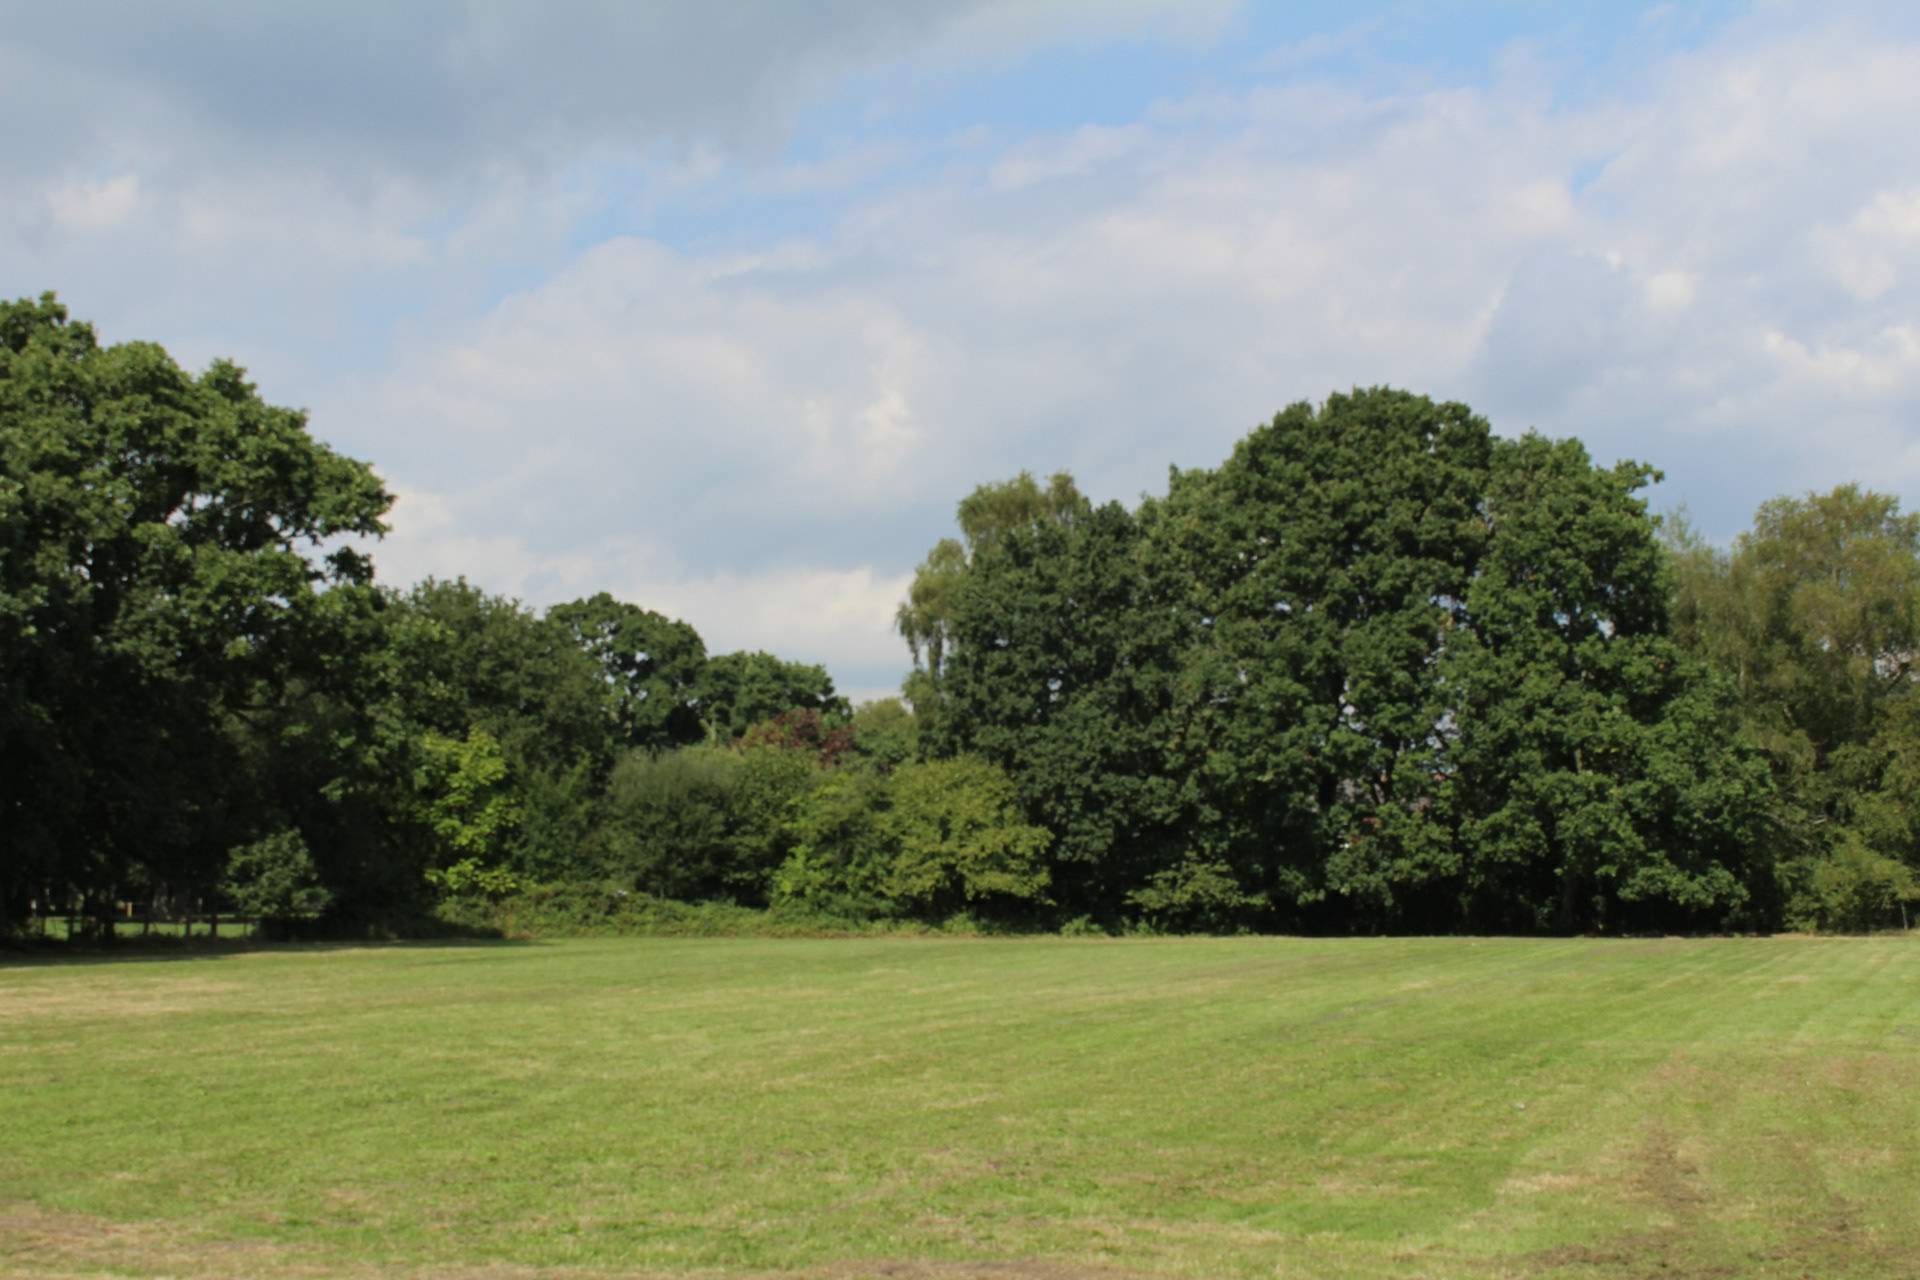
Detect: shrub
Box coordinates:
(1780, 836, 1918, 932)
(425, 857, 523, 901)
(223, 830, 333, 930)
(883, 757, 1050, 917)
(773, 766, 895, 917)
(599, 746, 744, 900)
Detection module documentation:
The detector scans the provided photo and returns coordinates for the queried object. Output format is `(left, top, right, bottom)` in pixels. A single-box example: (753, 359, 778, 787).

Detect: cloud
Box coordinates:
(372, 480, 911, 688)
(1814, 189, 1920, 303)
(45, 174, 141, 232)
(0, 1, 1226, 192)
(10, 2, 1920, 698)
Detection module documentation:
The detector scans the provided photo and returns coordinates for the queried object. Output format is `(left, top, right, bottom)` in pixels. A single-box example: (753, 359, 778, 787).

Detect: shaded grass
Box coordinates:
(17, 916, 261, 943)
(3, 935, 1918, 1277)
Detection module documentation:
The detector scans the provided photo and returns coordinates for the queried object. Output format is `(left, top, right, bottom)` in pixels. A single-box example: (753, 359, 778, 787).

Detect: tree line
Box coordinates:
(3, 295, 1915, 938)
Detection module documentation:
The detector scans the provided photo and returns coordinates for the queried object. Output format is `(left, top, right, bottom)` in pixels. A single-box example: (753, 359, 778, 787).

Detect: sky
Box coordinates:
(6, 0, 1920, 703)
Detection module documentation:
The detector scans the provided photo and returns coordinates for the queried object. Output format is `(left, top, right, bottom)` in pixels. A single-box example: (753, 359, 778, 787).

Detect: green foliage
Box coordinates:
(1672, 486, 1920, 768)
(17, 291, 1906, 941)
(384, 578, 615, 777)
(1441, 433, 1773, 931)
(774, 766, 894, 917)
(937, 500, 1190, 920)
(1671, 485, 1920, 931)
(0, 294, 388, 928)
(956, 470, 1091, 558)
(895, 537, 967, 681)
(729, 743, 819, 898)
(548, 592, 706, 751)
(424, 857, 523, 902)
(433, 885, 956, 938)
(1127, 855, 1262, 933)
(935, 390, 1772, 932)
(883, 757, 1051, 916)
(1780, 836, 1918, 932)
(501, 759, 602, 883)
(413, 726, 521, 865)
(896, 470, 1089, 687)
(849, 697, 919, 769)
(697, 650, 846, 742)
(599, 746, 747, 900)
(1163, 390, 1495, 921)
(222, 829, 333, 923)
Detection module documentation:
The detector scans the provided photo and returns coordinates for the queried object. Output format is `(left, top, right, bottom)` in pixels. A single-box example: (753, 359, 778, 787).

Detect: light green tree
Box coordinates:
(414, 726, 521, 871)
(883, 757, 1051, 916)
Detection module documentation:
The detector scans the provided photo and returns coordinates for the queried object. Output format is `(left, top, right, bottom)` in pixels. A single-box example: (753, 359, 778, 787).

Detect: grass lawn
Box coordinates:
(2, 935, 1917, 1278)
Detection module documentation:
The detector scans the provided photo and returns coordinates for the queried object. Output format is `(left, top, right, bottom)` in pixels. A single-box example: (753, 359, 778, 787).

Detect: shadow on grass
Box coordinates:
(0, 929, 534, 970)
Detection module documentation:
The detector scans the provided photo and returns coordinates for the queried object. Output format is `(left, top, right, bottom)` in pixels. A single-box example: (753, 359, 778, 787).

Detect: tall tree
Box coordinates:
(384, 578, 614, 776)
(1441, 436, 1771, 932)
(1153, 389, 1494, 925)
(696, 651, 846, 743)
(1672, 486, 1920, 790)
(548, 592, 707, 751)
(1671, 486, 1920, 925)
(937, 501, 1190, 922)
(0, 295, 389, 931)
(896, 471, 1089, 695)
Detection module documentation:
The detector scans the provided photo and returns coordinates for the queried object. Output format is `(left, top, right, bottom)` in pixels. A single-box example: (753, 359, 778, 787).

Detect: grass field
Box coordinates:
(3, 936, 1918, 1279)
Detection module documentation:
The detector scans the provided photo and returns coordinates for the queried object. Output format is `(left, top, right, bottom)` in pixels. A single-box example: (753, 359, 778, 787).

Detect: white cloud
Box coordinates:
(1763, 325, 1920, 397)
(13, 3, 1920, 696)
(620, 563, 915, 674)
(331, 5, 1920, 696)
(1814, 188, 1920, 302)
(370, 482, 910, 682)
(46, 174, 141, 231)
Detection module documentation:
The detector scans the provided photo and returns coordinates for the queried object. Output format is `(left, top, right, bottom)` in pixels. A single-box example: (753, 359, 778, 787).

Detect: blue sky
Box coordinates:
(6, 1, 1919, 702)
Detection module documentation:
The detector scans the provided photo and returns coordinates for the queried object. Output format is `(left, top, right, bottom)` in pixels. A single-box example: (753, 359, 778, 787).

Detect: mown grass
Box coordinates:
(2, 935, 1917, 1278)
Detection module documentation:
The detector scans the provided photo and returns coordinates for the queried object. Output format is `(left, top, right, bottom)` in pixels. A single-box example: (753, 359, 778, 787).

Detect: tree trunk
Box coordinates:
(1556, 869, 1581, 934)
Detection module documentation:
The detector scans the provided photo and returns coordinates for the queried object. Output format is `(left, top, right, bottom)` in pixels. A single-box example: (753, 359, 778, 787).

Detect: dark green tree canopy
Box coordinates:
(896, 470, 1089, 685)
(937, 500, 1190, 921)
(1157, 389, 1495, 919)
(930, 389, 1773, 933)
(5, 294, 1873, 939)
(696, 650, 846, 743)
(548, 592, 707, 751)
(1, 294, 389, 923)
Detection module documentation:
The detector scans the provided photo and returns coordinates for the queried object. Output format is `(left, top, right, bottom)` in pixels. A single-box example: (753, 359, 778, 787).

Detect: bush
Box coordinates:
(729, 744, 819, 901)
(599, 746, 745, 900)
(773, 766, 895, 917)
(1126, 854, 1261, 933)
(1780, 836, 1918, 932)
(223, 830, 333, 931)
(883, 757, 1050, 918)
(505, 760, 602, 883)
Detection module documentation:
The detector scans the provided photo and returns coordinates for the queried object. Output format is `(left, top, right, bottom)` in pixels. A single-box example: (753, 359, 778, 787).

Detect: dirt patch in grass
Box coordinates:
(1626, 1125, 1706, 1220)
(0, 1202, 301, 1278)
(1515, 1122, 1906, 1279)
(0, 1202, 1156, 1280)
(1521, 1214, 1903, 1280)
(801, 1264, 1157, 1280)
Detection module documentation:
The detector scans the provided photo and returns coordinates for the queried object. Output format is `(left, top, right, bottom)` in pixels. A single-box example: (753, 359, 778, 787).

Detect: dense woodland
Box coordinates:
(5, 295, 1918, 939)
